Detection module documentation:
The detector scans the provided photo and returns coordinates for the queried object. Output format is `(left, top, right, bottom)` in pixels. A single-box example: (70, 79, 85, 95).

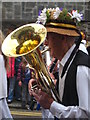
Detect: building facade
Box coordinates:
(1, 2, 90, 40)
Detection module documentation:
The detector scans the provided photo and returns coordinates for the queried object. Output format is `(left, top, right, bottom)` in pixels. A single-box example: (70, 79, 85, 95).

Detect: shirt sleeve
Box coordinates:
(50, 101, 88, 118)
(76, 66, 90, 114)
(50, 66, 90, 118)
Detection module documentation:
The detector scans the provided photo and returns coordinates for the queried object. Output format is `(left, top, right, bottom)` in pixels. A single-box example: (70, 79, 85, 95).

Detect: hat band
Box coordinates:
(47, 22, 77, 29)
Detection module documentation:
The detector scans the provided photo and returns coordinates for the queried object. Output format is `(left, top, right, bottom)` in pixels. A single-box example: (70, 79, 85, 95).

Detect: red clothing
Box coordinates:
(7, 57, 15, 78)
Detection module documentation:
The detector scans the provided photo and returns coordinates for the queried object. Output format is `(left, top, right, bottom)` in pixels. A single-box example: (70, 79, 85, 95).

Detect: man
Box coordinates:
(29, 7, 90, 118)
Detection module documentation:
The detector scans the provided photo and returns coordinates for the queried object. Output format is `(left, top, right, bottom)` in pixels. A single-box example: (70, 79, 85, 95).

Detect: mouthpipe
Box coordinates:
(41, 47, 50, 54)
(49, 58, 58, 73)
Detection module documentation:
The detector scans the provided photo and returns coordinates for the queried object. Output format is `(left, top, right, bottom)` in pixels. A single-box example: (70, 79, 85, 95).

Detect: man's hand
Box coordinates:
(28, 78, 54, 109)
(18, 80, 22, 86)
(31, 89, 54, 109)
(28, 78, 37, 95)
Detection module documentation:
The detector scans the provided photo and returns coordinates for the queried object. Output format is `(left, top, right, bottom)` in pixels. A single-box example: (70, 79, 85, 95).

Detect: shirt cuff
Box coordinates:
(50, 101, 66, 117)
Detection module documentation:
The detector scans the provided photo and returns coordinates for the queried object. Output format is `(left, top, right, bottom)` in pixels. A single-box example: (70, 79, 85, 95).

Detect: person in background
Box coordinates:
(17, 57, 36, 110)
(29, 7, 90, 119)
(14, 56, 22, 101)
(0, 30, 13, 119)
(5, 26, 21, 103)
(7, 57, 15, 103)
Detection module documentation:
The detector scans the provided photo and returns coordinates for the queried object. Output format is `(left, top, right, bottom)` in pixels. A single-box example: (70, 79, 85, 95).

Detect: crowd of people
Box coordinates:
(7, 55, 40, 110)
(0, 6, 90, 119)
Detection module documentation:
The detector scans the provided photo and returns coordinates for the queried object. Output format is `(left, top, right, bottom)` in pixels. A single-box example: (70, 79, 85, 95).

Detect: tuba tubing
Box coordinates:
(41, 47, 50, 54)
(25, 48, 61, 102)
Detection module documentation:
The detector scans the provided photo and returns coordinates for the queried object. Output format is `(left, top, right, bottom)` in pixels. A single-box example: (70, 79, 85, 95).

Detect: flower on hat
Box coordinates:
(37, 8, 47, 25)
(36, 7, 83, 26)
(53, 7, 61, 19)
(71, 10, 83, 22)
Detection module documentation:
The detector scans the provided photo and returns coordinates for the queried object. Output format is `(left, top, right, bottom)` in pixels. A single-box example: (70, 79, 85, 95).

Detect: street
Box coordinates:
(11, 108, 42, 119)
(8, 100, 42, 119)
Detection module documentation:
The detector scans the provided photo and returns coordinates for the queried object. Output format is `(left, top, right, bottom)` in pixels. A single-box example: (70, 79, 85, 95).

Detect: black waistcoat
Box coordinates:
(62, 50, 90, 106)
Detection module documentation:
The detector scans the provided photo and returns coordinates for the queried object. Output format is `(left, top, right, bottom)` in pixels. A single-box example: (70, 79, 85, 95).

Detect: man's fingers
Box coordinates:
(28, 79, 37, 90)
(38, 89, 45, 95)
(32, 91, 40, 101)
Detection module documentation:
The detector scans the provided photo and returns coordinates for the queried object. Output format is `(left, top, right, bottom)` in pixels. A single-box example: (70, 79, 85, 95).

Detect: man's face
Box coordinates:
(46, 32, 66, 60)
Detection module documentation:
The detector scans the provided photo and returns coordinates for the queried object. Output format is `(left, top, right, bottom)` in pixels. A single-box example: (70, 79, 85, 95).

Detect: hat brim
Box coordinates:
(46, 27, 80, 37)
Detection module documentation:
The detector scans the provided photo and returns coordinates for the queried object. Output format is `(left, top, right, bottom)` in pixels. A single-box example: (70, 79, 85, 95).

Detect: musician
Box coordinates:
(0, 30, 13, 119)
(28, 7, 90, 118)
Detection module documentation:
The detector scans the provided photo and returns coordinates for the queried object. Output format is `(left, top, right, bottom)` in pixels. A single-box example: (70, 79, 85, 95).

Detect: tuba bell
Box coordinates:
(2, 23, 60, 102)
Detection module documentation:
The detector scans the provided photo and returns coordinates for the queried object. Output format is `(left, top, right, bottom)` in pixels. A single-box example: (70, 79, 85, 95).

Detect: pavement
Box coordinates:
(8, 100, 22, 109)
(8, 100, 42, 119)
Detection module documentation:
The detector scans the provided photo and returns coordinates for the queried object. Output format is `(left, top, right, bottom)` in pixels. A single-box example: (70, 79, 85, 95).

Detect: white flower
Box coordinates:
(47, 8, 55, 11)
(36, 8, 47, 25)
(42, 8, 47, 13)
(53, 7, 61, 19)
(68, 12, 72, 17)
(71, 10, 83, 22)
(36, 7, 83, 26)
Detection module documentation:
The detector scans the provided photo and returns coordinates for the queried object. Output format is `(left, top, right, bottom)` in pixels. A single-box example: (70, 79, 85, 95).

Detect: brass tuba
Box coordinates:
(2, 23, 60, 102)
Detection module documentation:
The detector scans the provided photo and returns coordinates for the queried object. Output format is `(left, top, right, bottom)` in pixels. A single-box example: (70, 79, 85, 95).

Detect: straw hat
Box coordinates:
(36, 7, 83, 37)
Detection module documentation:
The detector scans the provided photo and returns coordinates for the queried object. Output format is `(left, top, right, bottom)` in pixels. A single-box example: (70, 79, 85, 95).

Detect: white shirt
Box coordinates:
(49, 40, 90, 118)
(0, 55, 7, 99)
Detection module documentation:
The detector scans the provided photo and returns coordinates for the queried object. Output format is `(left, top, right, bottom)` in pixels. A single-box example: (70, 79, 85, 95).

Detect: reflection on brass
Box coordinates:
(11, 25, 41, 54)
(16, 39, 40, 54)
(2, 23, 60, 103)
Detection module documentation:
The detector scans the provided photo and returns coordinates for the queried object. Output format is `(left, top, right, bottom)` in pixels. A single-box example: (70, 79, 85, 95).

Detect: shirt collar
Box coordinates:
(60, 44, 76, 67)
(79, 40, 88, 54)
